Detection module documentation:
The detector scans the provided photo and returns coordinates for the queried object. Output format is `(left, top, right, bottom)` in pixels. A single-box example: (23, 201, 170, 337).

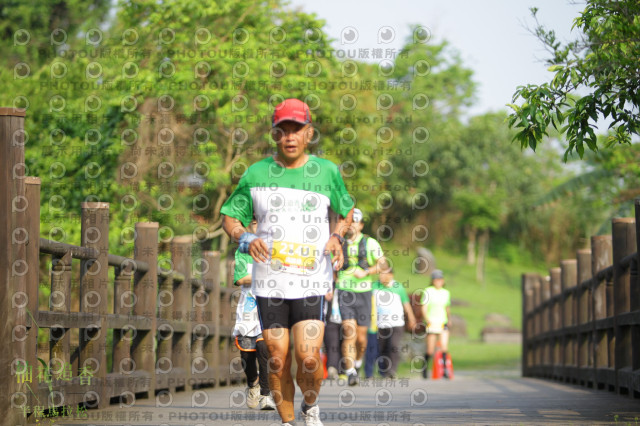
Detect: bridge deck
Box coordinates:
(55, 370, 640, 425)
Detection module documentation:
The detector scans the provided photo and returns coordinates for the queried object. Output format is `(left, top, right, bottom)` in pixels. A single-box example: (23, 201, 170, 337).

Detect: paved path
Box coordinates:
(53, 370, 640, 425)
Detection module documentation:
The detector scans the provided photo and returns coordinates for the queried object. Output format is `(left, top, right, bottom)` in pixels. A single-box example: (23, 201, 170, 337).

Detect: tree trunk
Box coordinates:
(466, 226, 477, 265)
(476, 228, 489, 284)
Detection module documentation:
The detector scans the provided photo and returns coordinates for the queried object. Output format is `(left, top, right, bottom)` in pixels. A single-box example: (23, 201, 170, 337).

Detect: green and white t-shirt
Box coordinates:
(221, 155, 354, 299)
(336, 234, 383, 292)
(374, 280, 409, 329)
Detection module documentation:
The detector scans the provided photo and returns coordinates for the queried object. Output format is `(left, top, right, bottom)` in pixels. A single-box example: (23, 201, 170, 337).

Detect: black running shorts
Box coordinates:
(337, 289, 372, 327)
(256, 295, 325, 329)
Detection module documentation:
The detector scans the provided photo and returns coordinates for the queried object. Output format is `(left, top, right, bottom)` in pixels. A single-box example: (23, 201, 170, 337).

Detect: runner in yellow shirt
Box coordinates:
(421, 269, 451, 378)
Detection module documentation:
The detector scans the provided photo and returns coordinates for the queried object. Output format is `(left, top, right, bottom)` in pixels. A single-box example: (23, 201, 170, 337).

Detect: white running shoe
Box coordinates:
(246, 383, 260, 409)
(259, 394, 276, 410)
(326, 366, 338, 380)
(300, 405, 323, 426)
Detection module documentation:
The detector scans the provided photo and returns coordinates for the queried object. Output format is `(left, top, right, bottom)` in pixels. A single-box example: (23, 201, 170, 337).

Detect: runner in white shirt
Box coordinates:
(222, 98, 354, 426)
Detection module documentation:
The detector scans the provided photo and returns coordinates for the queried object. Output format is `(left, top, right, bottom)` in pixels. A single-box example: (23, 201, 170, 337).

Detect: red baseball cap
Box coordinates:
(272, 98, 312, 127)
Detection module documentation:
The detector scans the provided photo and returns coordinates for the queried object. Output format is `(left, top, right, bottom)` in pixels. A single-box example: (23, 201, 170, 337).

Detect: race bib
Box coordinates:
(271, 241, 318, 275)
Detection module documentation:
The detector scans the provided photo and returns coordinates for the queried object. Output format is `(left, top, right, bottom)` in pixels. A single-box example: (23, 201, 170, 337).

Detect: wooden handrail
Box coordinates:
(522, 209, 640, 399)
(1, 110, 242, 424)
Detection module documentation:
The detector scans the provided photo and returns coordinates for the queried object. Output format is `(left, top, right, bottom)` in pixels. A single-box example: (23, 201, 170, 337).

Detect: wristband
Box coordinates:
(238, 232, 258, 254)
(331, 233, 345, 244)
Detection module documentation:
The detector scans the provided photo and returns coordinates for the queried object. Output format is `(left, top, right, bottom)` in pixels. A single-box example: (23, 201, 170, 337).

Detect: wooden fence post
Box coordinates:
(550, 267, 562, 376)
(532, 275, 542, 369)
(171, 236, 193, 391)
(79, 202, 110, 408)
(133, 222, 158, 398)
(112, 255, 134, 396)
(24, 177, 41, 412)
(561, 259, 577, 380)
(541, 275, 551, 369)
(611, 217, 635, 394)
(634, 200, 640, 380)
(522, 274, 536, 377)
(635, 199, 640, 314)
(191, 279, 207, 387)
(629, 198, 640, 397)
(591, 235, 612, 389)
(577, 248, 593, 386)
(156, 267, 173, 392)
(0, 107, 27, 425)
(203, 251, 221, 385)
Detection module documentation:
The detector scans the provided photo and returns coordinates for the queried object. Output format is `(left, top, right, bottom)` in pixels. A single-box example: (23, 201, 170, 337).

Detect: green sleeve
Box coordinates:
(233, 251, 253, 284)
(366, 238, 384, 266)
(220, 175, 253, 227)
(329, 164, 354, 217)
(397, 282, 410, 304)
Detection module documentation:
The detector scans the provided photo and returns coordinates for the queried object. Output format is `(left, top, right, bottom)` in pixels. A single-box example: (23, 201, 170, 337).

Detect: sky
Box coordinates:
(286, 0, 584, 117)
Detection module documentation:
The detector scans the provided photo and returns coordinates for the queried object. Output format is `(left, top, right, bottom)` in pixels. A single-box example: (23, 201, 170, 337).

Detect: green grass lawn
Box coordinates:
(383, 243, 546, 372)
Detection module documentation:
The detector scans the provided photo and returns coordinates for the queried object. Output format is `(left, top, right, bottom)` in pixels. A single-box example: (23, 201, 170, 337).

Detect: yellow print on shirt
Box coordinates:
(271, 241, 317, 274)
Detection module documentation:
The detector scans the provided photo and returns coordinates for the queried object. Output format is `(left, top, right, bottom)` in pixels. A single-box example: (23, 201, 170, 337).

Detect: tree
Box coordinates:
(377, 38, 476, 224)
(508, 0, 640, 159)
(0, 0, 111, 66)
(0, 0, 348, 256)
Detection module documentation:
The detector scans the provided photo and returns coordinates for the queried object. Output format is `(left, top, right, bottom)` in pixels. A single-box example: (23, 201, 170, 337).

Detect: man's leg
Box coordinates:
(364, 331, 378, 378)
(324, 320, 341, 371)
(263, 328, 294, 423)
(423, 333, 437, 378)
(439, 329, 450, 353)
(340, 318, 358, 371)
(241, 348, 259, 386)
(387, 326, 404, 377)
(256, 340, 271, 396)
(292, 319, 325, 407)
(439, 330, 451, 377)
(381, 330, 388, 375)
(241, 348, 260, 408)
(355, 325, 368, 368)
(353, 290, 372, 371)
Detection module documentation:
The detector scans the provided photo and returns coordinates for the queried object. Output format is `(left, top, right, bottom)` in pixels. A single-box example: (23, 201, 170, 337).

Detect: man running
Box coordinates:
(221, 98, 354, 426)
(336, 208, 386, 386)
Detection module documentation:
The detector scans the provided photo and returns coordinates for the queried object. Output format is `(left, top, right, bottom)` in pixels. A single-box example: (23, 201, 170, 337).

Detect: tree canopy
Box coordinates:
(0, 0, 628, 270)
(508, 0, 640, 159)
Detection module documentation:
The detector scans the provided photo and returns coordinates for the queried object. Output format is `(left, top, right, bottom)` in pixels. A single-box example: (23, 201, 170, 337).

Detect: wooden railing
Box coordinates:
(0, 108, 242, 424)
(522, 201, 640, 398)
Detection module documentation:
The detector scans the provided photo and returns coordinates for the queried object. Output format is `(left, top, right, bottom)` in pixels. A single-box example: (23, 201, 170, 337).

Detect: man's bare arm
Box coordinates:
(222, 214, 247, 243)
(235, 275, 252, 287)
(222, 214, 269, 263)
(324, 208, 354, 270)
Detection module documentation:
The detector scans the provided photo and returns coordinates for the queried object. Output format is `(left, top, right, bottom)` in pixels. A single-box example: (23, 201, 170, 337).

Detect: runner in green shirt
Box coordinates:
(335, 208, 386, 386)
(222, 98, 354, 426)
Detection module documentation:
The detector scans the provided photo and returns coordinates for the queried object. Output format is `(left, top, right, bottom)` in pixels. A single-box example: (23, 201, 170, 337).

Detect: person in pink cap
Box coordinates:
(222, 98, 354, 426)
